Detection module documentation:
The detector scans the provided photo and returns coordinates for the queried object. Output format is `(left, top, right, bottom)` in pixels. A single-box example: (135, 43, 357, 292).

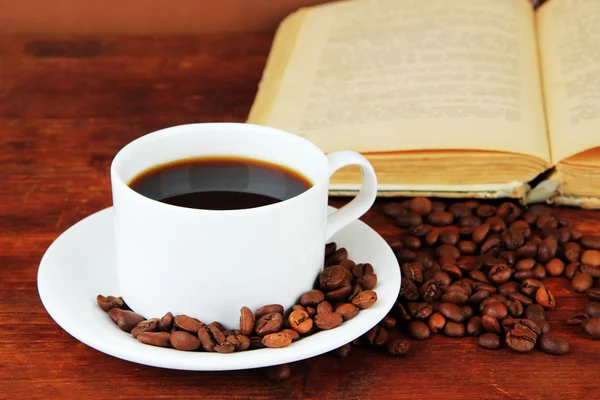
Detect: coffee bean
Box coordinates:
(407, 302, 433, 320)
(249, 336, 266, 350)
(407, 320, 430, 340)
(382, 202, 405, 218)
(420, 279, 443, 303)
(320, 266, 352, 292)
(356, 273, 377, 291)
(508, 292, 533, 306)
(428, 211, 454, 226)
(564, 262, 580, 279)
(255, 312, 283, 336)
(387, 338, 411, 356)
(400, 279, 420, 301)
(333, 343, 352, 357)
(433, 271, 452, 287)
(502, 229, 525, 250)
(375, 316, 395, 331)
(581, 265, 600, 280)
(480, 237, 501, 255)
(581, 249, 600, 267)
(457, 240, 477, 255)
(314, 312, 343, 330)
(365, 326, 388, 346)
(254, 300, 284, 319)
(436, 244, 461, 259)
(396, 211, 423, 228)
(440, 228, 460, 246)
(287, 309, 313, 334)
(482, 302, 508, 320)
(393, 301, 411, 322)
(572, 272, 594, 293)
(467, 316, 483, 336)
(476, 205, 496, 218)
(325, 242, 337, 259)
(335, 303, 359, 321)
(425, 229, 441, 246)
(588, 288, 600, 302)
(108, 309, 145, 333)
(521, 280, 544, 300)
(584, 302, 600, 317)
(207, 322, 226, 344)
(570, 227, 583, 241)
(171, 315, 203, 335)
(438, 303, 466, 322)
(545, 258, 565, 277)
(137, 331, 171, 348)
(482, 315, 501, 334)
(498, 282, 520, 297)
(563, 242, 582, 263)
(468, 270, 490, 284)
(170, 331, 201, 351)
(533, 263, 547, 280)
(441, 264, 462, 280)
(468, 290, 491, 306)
(478, 333, 501, 349)
(325, 283, 352, 302)
(316, 301, 334, 315)
(473, 283, 497, 294)
(523, 304, 545, 320)
(427, 312, 446, 333)
(536, 213, 558, 229)
(262, 332, 293, 348)
(539, 333, 570, 355)
(505, 300, 523, 318)
(581, 236, 600, 250)
(460, 216, 482, 229)
(410, 197, 433, 216)
(488, 264, 512, 284)
(197, 326, 217, 351)
(325, 248, 348, 266)
(266, 364, 291, 382)
(300, 290, 325, 307)
(530, 317, 550, 334)
(351, 290, 377, 309)
(400, 235, 421, 250)
(239, 306, 255, 336)
(401, 263, 424, 283)
(581, 317, 600, 339)
(485, 216, 507, 233)
(157, 312, 174, 332)
(339, 260, 356, 271)
(214, 342, 236, 353)
(472, 224, 491, 244)
(567, 313, 589, 325)
(506, 324, 537, 353)
(537, 243, 552, 263)
(444, 321, 466, 337)
(131, 318, 159, 338)
(534, 287, 556, 309)
(516, 241, 538, 259)
(96, 295, 125, 312)
(226, 334, 251, 351)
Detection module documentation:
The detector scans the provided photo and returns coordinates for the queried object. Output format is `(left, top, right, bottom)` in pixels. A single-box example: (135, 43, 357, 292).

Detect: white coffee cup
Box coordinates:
(111, 123, 377, 328)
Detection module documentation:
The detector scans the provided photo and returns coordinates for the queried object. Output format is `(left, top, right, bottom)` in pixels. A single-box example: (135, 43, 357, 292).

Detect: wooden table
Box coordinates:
(1, 36, 599, 400)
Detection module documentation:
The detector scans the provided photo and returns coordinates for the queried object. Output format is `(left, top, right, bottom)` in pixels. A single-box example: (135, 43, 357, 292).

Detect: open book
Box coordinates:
(247, 0, 600, 208)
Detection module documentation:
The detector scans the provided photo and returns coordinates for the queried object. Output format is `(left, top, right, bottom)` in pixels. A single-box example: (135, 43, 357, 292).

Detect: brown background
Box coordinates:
(0, 0, 339, 35)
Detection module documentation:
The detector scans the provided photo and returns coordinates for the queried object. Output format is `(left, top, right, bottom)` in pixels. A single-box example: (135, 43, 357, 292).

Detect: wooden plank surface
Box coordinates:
(1, 36, 599, 400)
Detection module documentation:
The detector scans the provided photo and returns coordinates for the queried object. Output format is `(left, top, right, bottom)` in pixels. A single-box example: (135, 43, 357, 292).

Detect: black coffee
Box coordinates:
(128, 156, 312, 210)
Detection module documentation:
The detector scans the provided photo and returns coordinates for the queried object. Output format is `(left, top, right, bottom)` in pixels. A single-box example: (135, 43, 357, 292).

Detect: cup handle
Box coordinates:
(325, 150, 378, 240)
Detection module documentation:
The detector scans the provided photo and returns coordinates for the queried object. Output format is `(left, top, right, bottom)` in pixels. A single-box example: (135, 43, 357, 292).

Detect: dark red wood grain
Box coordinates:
(1, 36, 599, 400)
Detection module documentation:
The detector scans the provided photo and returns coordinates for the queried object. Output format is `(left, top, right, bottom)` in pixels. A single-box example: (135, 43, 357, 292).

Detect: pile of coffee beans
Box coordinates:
(97, 244, 378, 378)
(372, 197, 600, 356)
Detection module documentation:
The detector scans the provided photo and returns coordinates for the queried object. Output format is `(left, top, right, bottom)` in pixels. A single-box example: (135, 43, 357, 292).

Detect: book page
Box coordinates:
(537, 0, 600, 163)
(250, 0, 550, 163)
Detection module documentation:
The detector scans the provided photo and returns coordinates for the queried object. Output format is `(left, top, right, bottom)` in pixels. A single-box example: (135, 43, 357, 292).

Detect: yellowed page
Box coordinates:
(537, 0, 600, 163)
(249, 0, 550, 163)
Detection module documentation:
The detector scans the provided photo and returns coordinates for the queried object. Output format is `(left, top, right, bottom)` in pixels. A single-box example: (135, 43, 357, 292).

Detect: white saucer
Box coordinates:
(38, 206, 400, 371)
